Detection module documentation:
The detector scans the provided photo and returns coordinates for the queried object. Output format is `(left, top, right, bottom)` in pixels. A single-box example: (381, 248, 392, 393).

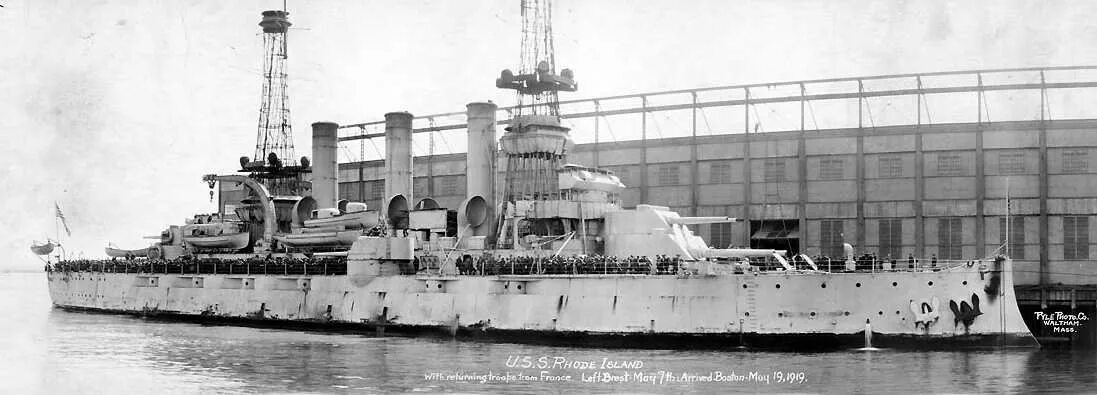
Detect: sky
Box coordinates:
(3, 0, 1097, 271)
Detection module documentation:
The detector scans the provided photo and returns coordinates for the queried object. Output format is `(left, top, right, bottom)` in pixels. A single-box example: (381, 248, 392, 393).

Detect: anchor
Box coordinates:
(949, 293, 983, 331)
(909, 297, 940, 330)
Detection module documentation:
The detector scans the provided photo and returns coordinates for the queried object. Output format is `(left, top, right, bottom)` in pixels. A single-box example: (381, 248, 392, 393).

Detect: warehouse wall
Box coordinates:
(338, 119, 1097, 286)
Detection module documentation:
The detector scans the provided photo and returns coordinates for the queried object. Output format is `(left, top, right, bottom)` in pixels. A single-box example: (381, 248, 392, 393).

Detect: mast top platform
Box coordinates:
(259, 10, 291, 33)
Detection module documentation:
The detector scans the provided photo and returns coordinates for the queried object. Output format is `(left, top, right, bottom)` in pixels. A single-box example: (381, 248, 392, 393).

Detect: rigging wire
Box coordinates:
(699, 107, 713, 134)
(338, 142, 356, 163)
(806, 96, 821, 131)
(864, 97, 877, 129)
(919, 92, 933, 125)
(601, 114, 619, 142)
(367, 138, 383, 160)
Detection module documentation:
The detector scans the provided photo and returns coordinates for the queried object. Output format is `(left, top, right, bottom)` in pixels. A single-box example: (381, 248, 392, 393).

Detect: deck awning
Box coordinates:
(751, 222, 800, 239)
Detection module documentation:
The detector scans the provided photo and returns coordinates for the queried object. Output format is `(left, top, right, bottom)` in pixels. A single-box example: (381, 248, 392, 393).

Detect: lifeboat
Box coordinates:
(105, 246, 149, 258)
(182, 232, 250, 250)
(30, 241, 55, 256)
(303, 205, 379, 229)
(274, 230, 360, 247)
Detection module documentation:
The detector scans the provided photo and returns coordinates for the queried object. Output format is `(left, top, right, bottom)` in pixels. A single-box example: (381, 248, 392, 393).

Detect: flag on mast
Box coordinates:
(55, 202, 72, 237)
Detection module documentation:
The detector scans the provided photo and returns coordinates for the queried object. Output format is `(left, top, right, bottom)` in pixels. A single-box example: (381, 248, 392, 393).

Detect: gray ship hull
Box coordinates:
(47, 263, 1038, 349)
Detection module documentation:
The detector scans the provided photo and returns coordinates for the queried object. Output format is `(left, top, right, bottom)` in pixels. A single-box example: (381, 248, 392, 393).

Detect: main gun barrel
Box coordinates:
(667, 216, 743, 225)
(697, 248, 786, 259)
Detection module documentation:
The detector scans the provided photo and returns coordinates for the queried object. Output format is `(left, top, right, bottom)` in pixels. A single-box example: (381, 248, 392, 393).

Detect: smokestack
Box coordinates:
(384, 112, 413, 222)
(466, 102, 497, 200)
(465, 102, 497, 236)
(310, 121, 339, 209)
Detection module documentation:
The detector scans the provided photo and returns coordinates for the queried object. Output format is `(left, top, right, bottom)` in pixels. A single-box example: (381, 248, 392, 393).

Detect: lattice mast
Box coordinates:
(255, 10, 294, 168)
(496, 0, 578, 201)
(239, 10, 309, 196)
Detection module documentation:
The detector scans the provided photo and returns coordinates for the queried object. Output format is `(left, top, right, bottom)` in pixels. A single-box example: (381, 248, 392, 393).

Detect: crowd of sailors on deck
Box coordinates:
(47, 251, 974, 276)
(46, 255, 348, 275)
(455, 254, 684, 276)
(799, 252, 974, 272)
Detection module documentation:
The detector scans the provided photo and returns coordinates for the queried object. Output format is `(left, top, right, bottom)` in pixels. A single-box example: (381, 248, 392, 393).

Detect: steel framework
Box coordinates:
(338, 66, 1097, 154)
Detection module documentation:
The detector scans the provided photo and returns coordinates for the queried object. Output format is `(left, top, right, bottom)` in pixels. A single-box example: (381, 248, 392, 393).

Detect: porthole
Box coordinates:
(844, 311, 850, 316)
(810, 312, 816, 317)
(778, 312, 783, 317)
(776, 284, 781, 289)
(517, 284, 523, 290)
(821, 283, 827, 289)
(745, 312, 750, 317)
(742, 284, 748, 289)
(962, 281, 968, 285)
(878, 311, 884, 315)
(895, 310, 901, 315)
(892, 282, 898, 287)
(928, 281, 934, 286)
(856, 283, 862, 287)
(437, 284, 442, 289)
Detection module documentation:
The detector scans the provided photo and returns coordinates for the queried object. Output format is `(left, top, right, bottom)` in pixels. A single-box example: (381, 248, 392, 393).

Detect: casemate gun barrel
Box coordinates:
(667, 216, 743, 225)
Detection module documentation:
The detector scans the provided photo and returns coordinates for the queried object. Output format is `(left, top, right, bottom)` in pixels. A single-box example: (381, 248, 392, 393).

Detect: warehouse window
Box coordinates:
(937, 153, 963, 176)
(763, 159, 786, 182)
(1064, 216, 1090, 260)
(998, 151, 1026, 174)
(820, 220, 844, 259)
(657, 165, 680, 186)
(878, 156, 903, 178)
(998, 217, 1025, 259)
(338, 182, 360, 202)
(413, 177, 430, 197)
(367, 180, 384, 200)
(1063, 150, 1089, 173)
(937, 218, 963, 260)
(819, 158, 845, 180)
(878, 219, 902, 260)
(709, 162, 732, 184)
(614, 167, 632, 187)
(338, 168, 360, 182)
(710, 222, 732, 248)
(440, 177, 460, 195)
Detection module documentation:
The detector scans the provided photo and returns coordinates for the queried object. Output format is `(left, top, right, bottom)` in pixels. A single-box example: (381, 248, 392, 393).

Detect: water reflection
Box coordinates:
(4, 273, 1096, 393)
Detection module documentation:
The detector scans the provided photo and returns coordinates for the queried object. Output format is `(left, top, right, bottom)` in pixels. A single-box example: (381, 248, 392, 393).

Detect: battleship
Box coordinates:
(41, 4, 1037, 349)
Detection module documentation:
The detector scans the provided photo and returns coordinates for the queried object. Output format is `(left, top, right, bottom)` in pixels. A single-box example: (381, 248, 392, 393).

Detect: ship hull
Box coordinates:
(46, 266, 1038, 349)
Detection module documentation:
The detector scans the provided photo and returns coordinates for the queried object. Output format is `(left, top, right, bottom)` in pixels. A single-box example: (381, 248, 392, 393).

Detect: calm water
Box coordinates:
(2, 272, 1095, 394)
